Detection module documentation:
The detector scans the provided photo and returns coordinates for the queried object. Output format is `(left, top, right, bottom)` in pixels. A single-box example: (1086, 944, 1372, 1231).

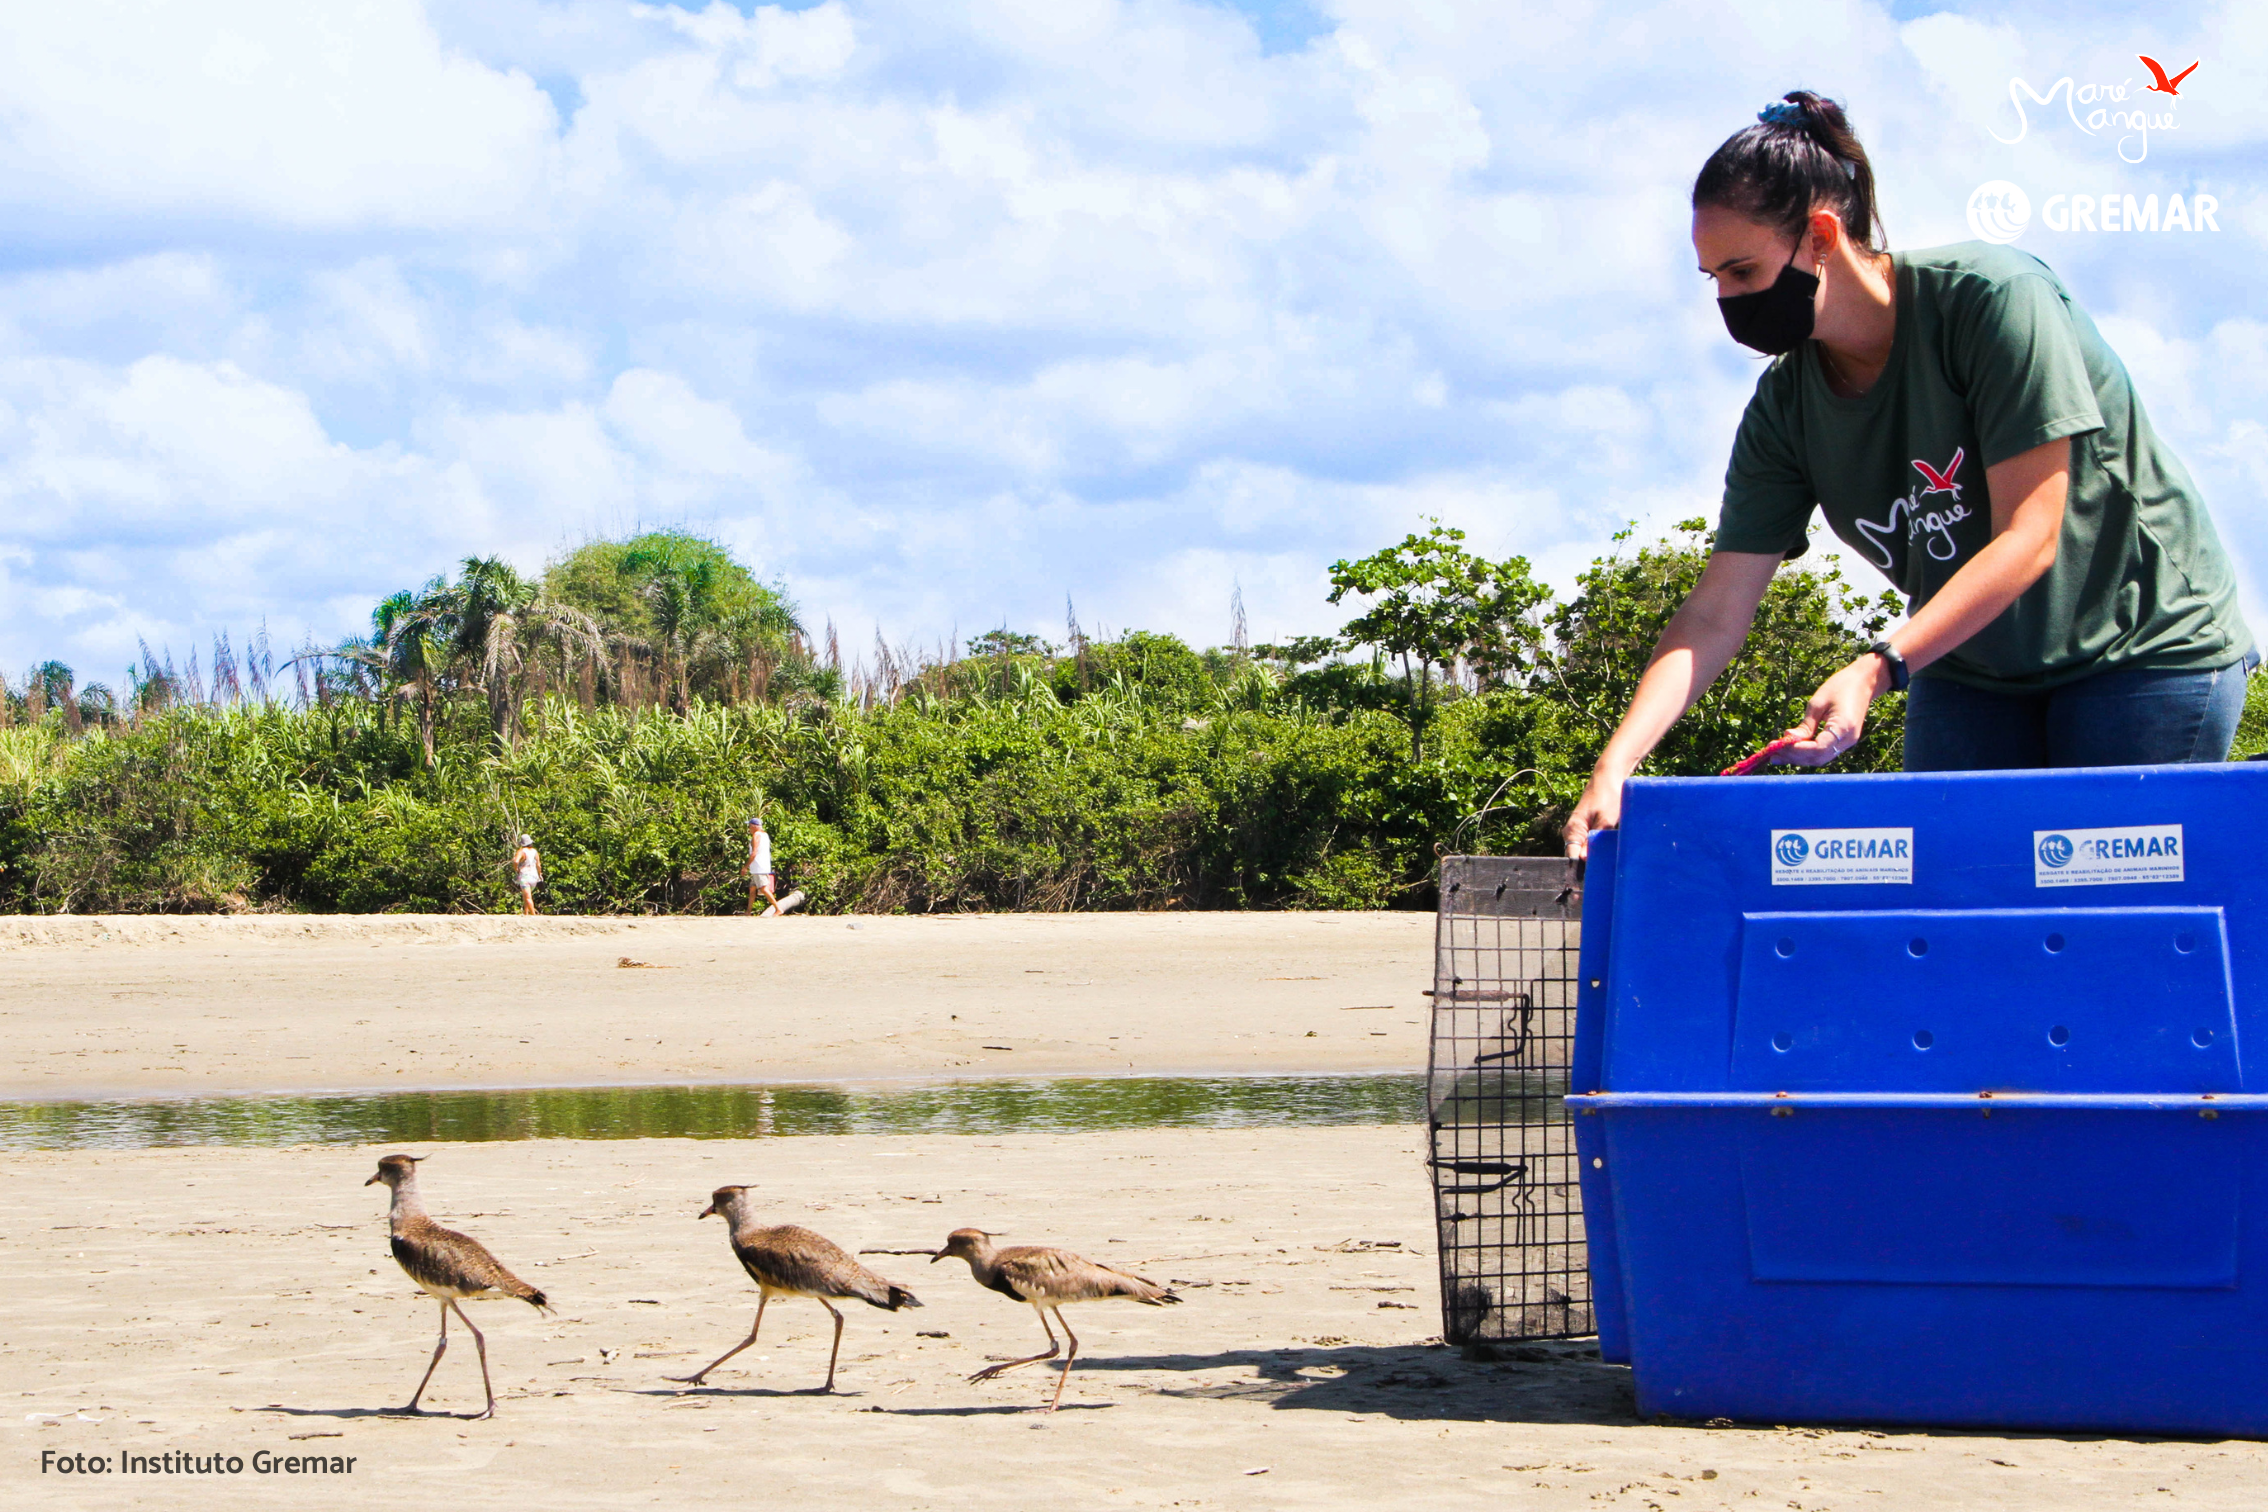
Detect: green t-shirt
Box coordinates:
(1716, 242, 2251, 693)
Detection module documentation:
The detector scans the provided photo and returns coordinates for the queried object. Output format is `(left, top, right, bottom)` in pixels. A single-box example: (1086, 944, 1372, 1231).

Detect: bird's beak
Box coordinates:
(697, 1203, 716, 1219)
(364, 1173, 382, 1186)
(928, 1250, 945, 1263)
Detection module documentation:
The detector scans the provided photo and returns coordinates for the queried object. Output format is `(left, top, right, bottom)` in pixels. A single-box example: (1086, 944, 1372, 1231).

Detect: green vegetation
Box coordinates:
(0, 521, 1973, 916)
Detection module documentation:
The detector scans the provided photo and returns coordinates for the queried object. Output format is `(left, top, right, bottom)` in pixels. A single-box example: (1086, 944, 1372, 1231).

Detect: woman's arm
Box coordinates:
(1562, 549, 1785, 857)
(1773, 438, 2070, 763)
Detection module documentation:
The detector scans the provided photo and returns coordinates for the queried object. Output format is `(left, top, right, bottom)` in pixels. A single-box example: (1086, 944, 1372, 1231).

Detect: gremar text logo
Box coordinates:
(1771, 828, 1913, 887)
(2033, 825, 2183, 887)
(1964, 182, 2218, 244)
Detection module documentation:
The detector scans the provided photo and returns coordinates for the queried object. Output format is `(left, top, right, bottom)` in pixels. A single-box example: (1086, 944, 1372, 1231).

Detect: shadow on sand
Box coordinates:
(250, 1343, 1634, 1428)
(255, 1404, 490, 1423)
(1080, 1340, 1638, 1426)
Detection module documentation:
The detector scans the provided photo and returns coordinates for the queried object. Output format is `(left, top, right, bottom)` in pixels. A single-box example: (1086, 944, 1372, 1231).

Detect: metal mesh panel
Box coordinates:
(1427, 856, 1591, 1343)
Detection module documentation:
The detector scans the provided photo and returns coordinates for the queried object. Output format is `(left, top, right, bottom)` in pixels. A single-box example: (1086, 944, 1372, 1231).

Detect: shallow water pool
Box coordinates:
(0, 1072, 1424, 1151)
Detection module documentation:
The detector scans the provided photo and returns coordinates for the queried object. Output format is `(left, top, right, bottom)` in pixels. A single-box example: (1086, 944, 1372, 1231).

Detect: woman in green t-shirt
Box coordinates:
(1564, 90, 2254, 858)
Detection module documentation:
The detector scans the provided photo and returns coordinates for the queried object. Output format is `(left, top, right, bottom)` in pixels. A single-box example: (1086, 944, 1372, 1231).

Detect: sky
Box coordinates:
(1, 0, 2262, 684)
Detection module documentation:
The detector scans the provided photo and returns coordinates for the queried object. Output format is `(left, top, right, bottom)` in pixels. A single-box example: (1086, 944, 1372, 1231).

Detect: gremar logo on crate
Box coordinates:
(1770, 828, 1914, 886)
(2034, 825, 2183, 887)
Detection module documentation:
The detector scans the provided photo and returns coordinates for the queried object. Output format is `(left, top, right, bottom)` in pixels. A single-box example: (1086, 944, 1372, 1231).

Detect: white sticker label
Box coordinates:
(2033, 825, 2183, 887)
(1770, 828, 1913, 886)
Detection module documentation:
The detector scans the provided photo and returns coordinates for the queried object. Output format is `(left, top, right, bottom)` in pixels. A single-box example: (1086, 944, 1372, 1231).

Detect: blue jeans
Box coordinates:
(1902, 653, 2256, 771)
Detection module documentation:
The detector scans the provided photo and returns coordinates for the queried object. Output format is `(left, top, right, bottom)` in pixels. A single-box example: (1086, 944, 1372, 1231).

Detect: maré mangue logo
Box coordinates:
(1991, 53, 2198, 163)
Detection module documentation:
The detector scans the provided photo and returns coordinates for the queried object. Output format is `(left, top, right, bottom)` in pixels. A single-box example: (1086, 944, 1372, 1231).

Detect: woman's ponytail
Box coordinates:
(1693, 90, 1884, 252)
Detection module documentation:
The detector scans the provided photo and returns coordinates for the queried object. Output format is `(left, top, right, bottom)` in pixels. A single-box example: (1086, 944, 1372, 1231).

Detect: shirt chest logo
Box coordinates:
(1853, 448, 1976, 567)
(1913, 447, 1965, 501)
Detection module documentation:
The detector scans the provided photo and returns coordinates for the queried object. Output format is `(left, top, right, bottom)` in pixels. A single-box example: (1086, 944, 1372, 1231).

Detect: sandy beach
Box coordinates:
(3, 913, 2264, 1508)
(0, 913, 1430, 1100)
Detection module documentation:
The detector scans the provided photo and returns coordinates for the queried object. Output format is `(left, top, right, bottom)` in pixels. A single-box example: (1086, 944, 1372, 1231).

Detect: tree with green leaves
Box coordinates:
(967, 629, 1057, 659)
(1544, 519, 1906, 779)
(1327, 520, 1551, 761)
(548, 531, 805, 709)
(443, 556, 604, 749)
(333, 578, 458, 765)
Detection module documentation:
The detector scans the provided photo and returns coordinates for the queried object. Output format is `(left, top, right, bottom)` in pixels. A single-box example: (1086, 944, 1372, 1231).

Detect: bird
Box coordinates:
(364, 1154, 550, 1420)
(2139, 56, 2199, 96)
(931, 1228, 1182, 1412)
(670, 1186, 921, 1393)
(1912, 448, 1964, 499)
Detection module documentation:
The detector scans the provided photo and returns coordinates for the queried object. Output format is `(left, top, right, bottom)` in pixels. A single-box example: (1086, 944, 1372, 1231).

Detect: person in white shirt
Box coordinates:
(747, 818, 779, 917)
(511, 833, 541, 916)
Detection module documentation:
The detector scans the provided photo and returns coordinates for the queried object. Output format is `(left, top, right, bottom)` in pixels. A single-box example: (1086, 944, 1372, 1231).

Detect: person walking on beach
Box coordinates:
(747, 818, 780, 917)
(511, 834, 542, 916)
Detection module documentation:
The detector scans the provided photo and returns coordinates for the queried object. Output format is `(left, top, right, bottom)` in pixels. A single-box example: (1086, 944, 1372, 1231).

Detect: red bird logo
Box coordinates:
(2140, 55, 2199, 96)
(1913, 448, 1964, 500)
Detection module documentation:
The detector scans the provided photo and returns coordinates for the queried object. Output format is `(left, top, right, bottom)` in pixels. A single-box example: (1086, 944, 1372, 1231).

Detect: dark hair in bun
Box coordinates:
(1692, 90, 1884, 252)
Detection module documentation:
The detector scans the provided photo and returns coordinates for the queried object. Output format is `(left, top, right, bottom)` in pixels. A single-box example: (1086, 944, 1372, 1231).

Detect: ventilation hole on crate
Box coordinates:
(2044, 933, 2065, 954)
(1908, 937, 1929, 958)
(2176, 931, 2197, 954)
(1912, 1030, 1935, 1050)
(1775, 937, 1796, 959)
(1771, 1031, 1793, 1053)
(2048, 1025, 2070, 1047)
(2194, 1027, 2216, 1048)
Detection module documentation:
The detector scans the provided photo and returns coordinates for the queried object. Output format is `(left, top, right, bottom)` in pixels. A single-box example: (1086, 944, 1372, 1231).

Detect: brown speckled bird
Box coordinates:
(670, 1185, 921, 1393)
(365, 1154, 550, 1419)
(932, 1227, 1180, 1411)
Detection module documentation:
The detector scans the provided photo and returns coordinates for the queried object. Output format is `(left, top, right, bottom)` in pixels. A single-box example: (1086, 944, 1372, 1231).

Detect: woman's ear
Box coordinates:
(1808, 210, 1844, 269)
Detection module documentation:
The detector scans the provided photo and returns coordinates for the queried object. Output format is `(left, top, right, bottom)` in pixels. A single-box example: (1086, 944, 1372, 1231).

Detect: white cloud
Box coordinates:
(0, 0, 557, 230)
(2, 0, 2266, 678)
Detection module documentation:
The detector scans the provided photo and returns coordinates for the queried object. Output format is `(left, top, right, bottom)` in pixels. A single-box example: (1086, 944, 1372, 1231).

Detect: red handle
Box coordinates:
(1720, 735, 1799, 777)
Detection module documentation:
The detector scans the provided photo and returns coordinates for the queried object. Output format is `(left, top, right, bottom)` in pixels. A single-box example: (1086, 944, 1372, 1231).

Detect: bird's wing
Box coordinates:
(2170, 62, 2199, 89)
(392, 1220, 545, 1304)
(2139, 55, 2172, 89)
(998, 1246, 1173, 1304)
(732, 1223, 898, 1304)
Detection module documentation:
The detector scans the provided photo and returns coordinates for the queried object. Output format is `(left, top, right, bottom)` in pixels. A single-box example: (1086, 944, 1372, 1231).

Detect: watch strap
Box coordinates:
(1868, 639, 1910, 693)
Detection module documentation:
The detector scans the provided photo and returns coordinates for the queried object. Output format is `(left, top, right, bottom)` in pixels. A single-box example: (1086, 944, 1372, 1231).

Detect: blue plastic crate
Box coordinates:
(1568, 763, 2268, 1435)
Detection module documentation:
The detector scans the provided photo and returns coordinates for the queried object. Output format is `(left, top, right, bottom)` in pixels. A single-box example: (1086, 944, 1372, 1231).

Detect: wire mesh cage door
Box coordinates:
(1427, 855, 1591, 1344)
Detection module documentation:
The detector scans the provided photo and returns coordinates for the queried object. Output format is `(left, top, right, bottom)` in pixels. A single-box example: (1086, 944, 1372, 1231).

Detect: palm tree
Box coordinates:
(620, 540, 721, 714)
(345, 581, 454, 765)
(446, 557, 604, 749)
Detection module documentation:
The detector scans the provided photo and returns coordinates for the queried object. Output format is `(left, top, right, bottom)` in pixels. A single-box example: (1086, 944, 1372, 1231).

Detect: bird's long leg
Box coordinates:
(450, 1300, 495, 1420)
(1046, 1309, 1081, 1414)
(405, 1299, 450, 1413)
(815, 1298, 846, 1393)
(669, 1295, 768, 1386)
(968, 1305, 1061, 1383)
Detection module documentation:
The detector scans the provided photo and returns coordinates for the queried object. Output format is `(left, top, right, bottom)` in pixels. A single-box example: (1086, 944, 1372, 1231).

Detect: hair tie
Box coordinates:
(1758, 101, 1806, 126)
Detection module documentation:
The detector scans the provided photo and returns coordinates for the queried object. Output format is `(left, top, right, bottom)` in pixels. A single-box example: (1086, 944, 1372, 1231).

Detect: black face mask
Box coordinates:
(1717, 241, 1818, 356)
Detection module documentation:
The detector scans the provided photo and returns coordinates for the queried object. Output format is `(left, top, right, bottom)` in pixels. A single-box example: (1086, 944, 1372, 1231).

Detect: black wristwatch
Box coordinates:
(1868, 639, 1910, 692)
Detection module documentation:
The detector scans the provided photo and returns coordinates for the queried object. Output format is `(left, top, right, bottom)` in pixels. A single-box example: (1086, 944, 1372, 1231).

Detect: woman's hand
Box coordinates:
(1559, 550, 1784, 859)
(1772, 653, 1892, 766)
(1563, 771, 1625, 860)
